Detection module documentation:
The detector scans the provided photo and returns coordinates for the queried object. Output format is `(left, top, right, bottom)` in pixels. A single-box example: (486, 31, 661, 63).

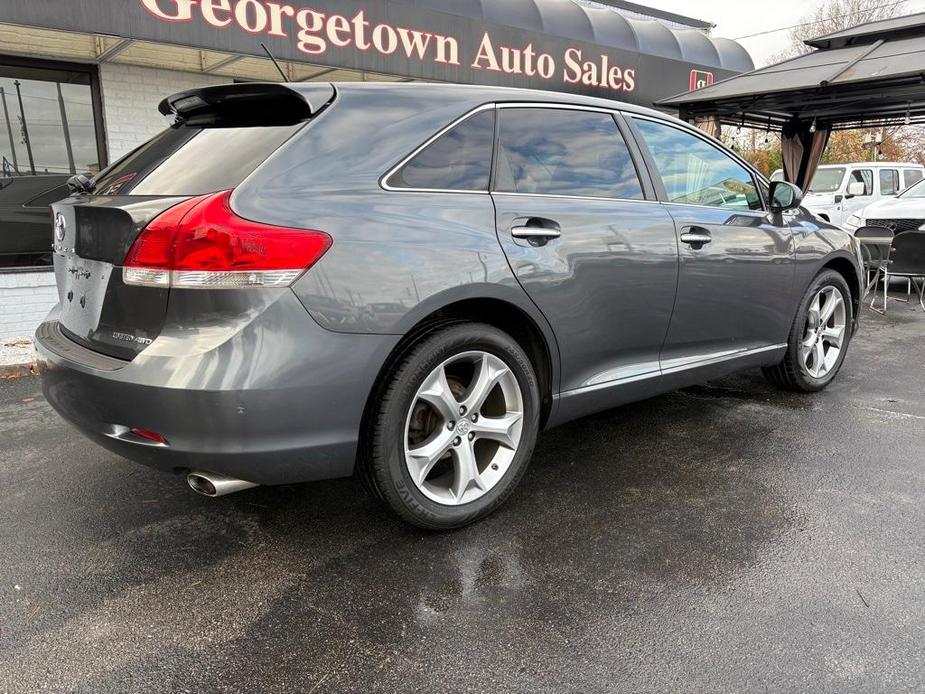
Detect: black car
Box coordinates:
(0, 173, 69, 266)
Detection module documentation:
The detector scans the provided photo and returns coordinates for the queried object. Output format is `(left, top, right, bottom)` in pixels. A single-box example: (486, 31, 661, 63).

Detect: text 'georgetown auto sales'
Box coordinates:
(141, 0, 637, 92)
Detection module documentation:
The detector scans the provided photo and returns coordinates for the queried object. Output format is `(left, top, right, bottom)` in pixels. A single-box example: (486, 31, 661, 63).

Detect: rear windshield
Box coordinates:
(92, 124, 302, 196)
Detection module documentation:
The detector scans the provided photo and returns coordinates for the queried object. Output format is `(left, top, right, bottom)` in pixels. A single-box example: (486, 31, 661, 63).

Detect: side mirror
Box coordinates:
(769, 181, 803, 212)
(845, 180, 865, 197)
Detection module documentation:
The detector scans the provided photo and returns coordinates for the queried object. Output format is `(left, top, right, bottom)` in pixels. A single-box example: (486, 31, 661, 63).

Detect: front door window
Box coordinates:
(631, 117, 762, 211)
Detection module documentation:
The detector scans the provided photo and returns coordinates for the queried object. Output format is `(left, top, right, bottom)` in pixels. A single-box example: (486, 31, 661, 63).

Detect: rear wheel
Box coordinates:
(763, 269, 852, 392)
(361, 323, 540, 529)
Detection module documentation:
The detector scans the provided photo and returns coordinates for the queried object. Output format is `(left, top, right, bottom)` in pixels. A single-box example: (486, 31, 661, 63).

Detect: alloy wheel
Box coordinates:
(404, 351, 524, 505)
(801, 285, 847, 379)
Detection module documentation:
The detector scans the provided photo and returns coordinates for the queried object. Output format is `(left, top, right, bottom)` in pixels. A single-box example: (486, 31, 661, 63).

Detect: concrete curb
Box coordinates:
(0, 339, 37, 380)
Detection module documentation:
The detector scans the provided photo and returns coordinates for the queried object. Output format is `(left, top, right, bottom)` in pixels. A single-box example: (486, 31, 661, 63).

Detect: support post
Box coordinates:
(13, 80, 35, 175)
(57, 83, 76, 174)
(0, 87, 19, 172)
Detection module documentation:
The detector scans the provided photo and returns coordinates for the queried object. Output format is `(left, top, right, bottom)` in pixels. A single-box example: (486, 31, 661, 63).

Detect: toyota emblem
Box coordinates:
(54, 212, 67, 242)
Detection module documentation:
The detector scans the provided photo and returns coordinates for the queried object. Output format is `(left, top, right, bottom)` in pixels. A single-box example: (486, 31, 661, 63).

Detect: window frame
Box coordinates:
(626, 113, 768, 213)
(490, 103, 653, 203)
(380, 102, 657, 202)
(380, 103, 495, 195)
(0, 54, 109, 172)
(878, 168, 900, 196)
(848, 168, 873, 197)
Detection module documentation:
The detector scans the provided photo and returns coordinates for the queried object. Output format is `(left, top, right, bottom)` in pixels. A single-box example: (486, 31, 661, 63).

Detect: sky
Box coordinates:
(640, 0, 925, 66)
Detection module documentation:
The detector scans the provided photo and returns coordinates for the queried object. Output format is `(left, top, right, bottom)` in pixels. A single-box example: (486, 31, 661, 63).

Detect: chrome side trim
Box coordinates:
(560, 343, 787, 398)
(379, 187, 490, 195)
(660, 201, 769, 215)
(496, 101, 620, 115)
(660, 343, 786, 376)
(492, 190, 651, 204)
(380, 103, 496, 194)
(563, 368, 662, 397)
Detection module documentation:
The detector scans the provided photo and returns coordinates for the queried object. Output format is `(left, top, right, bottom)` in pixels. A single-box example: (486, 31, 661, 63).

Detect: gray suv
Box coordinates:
(35, 82, 863, 529)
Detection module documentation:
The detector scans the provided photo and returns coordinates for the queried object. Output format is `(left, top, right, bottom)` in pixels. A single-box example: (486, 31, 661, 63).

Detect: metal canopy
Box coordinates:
(411, 0, 753, 72)
(658, 12, 925, 131)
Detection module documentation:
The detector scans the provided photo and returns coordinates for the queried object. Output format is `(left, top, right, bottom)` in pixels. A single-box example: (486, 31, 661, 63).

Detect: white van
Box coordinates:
(770, 162, 925, 227)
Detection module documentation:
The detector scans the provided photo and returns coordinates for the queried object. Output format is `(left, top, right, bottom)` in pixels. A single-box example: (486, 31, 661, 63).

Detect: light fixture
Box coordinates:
(809, 118, 817, 134)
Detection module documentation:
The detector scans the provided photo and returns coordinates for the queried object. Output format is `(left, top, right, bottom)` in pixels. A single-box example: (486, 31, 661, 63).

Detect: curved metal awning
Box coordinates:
(659, 12, 925, 131)
(0, 0, 755, 108)
(412, 0, 754, 73)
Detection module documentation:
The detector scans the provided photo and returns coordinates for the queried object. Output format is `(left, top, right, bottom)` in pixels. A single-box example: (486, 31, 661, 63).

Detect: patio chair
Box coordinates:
(855, 226, 894, 312)
(886, 230, 925, 311)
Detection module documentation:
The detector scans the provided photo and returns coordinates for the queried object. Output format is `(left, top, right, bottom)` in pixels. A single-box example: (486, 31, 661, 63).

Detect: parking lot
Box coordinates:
(1, 300, 923, 693)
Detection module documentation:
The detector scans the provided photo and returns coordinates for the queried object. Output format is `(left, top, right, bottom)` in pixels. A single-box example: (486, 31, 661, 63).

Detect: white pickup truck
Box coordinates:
(771, 162, 925, 227)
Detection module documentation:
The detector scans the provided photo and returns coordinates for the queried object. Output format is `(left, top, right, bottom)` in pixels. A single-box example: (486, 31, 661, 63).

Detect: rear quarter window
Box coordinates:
(386, 109, 495, 192)
(92, 124, 302, 196)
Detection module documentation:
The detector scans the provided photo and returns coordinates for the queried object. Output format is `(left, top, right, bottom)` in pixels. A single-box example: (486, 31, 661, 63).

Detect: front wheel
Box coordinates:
(763, 269, 852, 392)
(360, 323, 541, 530)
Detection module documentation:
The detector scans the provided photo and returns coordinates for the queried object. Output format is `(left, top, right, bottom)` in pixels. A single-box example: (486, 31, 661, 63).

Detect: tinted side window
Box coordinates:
(849, 169, 873, 196)
(494, 108, 643, 199)
(903, 168, 923, 188)
(388, 109, 495, 191)
(632, 118, 761, 211)
(879, 169, 899, 195)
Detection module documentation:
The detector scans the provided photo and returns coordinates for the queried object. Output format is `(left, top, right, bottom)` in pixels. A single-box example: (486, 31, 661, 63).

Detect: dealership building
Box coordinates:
(0, 0, 753, 340)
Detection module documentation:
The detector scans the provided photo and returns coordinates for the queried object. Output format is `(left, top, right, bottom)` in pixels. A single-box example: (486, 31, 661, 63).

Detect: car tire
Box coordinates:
(360, 322, 541, 530)
(763, 269, 853, 392)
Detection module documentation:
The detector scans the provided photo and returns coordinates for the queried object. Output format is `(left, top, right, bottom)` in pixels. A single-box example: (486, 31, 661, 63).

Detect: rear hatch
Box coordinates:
(51, 83, 333, 360)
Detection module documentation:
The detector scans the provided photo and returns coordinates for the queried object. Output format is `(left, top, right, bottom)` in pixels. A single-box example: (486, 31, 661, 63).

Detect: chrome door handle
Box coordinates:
(511, 226, 561, 240)
(680, 228, 712, 246)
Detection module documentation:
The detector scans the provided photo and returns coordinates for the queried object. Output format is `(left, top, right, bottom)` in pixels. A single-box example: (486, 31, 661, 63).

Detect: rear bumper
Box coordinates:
(35, 291, 400, 485)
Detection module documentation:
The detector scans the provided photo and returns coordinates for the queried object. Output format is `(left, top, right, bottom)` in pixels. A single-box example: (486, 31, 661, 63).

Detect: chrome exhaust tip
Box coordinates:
(187, 471, 258, 497)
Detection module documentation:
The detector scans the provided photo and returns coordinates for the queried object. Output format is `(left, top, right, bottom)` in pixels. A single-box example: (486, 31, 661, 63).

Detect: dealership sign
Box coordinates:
(142, 0, 638, 93)
(0, 1, 740, 106)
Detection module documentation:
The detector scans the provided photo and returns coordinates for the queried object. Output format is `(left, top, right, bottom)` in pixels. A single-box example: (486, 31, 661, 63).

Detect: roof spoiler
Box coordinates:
(158, 82, 334, 127)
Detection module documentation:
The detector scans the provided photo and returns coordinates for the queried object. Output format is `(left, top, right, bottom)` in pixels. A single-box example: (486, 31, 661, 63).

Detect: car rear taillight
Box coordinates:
(122, 190, 331, 289)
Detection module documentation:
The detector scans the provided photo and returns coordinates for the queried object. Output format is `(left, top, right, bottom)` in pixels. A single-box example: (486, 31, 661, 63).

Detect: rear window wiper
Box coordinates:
(67, 174, 95, 195)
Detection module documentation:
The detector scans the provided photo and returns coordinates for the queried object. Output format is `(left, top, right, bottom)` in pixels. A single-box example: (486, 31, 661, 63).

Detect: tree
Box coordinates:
(775, 0, 907, 61)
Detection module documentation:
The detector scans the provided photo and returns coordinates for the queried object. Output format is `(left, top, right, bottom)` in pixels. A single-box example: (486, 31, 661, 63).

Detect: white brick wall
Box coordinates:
(100, 63, 227, 161)
(0, 271, 58, 340)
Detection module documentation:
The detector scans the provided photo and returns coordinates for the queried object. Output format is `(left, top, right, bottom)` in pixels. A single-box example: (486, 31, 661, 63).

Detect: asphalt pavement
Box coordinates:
(1, 300, 924, 693)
